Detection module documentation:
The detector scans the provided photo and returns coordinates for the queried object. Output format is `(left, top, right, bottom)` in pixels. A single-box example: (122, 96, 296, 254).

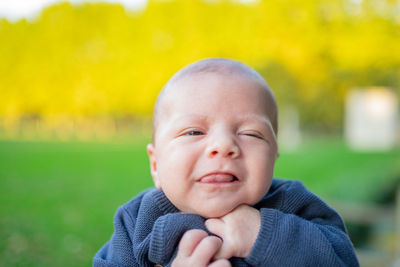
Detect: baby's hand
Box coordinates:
(172, 229, 232, 267)
(205, 205, 261, 260)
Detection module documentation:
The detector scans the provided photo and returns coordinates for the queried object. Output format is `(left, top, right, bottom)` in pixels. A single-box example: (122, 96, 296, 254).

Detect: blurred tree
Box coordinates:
(0, 0, 399, 135)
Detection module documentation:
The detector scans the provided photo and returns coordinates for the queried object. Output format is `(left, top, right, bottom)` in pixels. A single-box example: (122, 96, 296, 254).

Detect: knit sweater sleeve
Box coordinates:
(93, 201, 142, 267)
(244, 180, 359, 267)
(149, 213, 207, 266)
(93, 189, 172, 267)
(93, 189, 208, 267)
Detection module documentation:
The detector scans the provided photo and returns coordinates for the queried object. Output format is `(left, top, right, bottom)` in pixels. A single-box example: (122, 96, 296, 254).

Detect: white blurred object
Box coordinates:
(278, 106, 302, 151)
(0, 0, 146, 21)
(345, 87, 398, 151)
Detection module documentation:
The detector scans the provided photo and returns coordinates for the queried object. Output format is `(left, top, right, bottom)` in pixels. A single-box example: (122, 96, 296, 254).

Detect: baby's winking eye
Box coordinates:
(240, 131, 264, 139)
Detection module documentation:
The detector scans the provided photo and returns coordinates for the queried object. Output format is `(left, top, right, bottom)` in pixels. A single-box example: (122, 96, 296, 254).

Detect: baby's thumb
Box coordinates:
(205, 218, 225, 237)
(205, 219, 233, 260)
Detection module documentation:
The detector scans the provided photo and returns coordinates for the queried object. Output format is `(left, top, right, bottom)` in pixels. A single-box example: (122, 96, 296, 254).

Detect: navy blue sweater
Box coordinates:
(94, 179, 359, 266)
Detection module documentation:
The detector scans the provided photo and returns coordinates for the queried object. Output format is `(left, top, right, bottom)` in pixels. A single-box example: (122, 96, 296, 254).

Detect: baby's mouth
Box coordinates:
(198, 173, 239, 183)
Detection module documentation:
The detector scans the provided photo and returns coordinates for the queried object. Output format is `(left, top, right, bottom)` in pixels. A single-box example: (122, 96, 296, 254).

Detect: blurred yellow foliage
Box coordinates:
(0, 0, 399, 137)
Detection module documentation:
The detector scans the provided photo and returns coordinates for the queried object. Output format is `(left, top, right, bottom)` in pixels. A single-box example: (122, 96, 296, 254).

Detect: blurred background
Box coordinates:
(0, 0, 399, 266)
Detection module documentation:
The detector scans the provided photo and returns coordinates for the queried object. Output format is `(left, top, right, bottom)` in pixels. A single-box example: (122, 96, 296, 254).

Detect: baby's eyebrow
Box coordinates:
(238, 114, 272, 125)
(237, 114, 275, 134)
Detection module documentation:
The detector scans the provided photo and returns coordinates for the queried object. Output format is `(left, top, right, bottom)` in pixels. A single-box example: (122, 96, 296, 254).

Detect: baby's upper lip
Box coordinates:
(197, 171, 239, 183)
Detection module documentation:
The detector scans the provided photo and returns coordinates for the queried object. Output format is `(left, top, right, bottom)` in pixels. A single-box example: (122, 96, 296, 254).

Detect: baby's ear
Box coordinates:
(146, 144, 161, 189)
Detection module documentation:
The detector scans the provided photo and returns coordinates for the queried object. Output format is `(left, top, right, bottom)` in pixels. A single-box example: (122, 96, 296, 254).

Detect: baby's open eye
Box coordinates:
(185, 130, 204, 136)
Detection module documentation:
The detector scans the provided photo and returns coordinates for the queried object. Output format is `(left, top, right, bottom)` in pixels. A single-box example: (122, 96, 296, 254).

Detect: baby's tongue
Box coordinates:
(200, 174, 234, 183)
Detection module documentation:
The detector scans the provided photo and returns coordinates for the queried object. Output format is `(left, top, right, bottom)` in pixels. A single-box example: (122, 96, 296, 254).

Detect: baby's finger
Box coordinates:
(191, 236, 222, 265)
(212, 244, 232, 261)
(205, 218, 225, 237)
(208, 259, 232, 267)
(178, 229, 209, 257)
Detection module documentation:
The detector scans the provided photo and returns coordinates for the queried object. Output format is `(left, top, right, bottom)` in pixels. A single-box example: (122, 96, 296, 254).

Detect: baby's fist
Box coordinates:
(205, 205, 260, 260)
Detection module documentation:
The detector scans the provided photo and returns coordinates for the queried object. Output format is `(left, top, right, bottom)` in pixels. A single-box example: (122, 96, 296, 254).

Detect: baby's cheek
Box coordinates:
(251, 177, 272, 202)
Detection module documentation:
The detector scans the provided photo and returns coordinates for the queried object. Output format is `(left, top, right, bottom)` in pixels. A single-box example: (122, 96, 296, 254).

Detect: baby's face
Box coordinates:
(147, 72, 278, 218)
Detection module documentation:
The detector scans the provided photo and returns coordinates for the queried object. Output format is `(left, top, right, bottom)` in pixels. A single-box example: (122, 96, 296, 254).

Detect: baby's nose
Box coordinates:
(206, 138, 240, 159)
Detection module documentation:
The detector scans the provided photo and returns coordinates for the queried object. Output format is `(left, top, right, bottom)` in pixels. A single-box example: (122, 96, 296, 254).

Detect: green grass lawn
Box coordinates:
(0, 138, 399, 266)
(275, 139, 400, 204)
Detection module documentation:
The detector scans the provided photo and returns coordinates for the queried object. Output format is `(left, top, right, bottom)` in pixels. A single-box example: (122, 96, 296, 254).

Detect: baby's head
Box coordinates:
(147, 58, 278, 218)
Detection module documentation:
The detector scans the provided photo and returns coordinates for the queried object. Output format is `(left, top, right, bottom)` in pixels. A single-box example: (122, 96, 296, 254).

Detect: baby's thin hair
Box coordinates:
(152, 58, 278, 142)
(165, 58, 266, 88)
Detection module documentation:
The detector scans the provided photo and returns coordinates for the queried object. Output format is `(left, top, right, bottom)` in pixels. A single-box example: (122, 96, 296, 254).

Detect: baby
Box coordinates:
(94, 58, 359, 267)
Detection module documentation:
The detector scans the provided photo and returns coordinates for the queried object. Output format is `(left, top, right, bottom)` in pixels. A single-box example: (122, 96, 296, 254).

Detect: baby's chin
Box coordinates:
(181, 203, 243, 218)
(196, 207, 234, 219)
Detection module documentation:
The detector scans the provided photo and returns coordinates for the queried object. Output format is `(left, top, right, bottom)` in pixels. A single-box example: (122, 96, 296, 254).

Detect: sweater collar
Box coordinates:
(152, 189, 180, 214)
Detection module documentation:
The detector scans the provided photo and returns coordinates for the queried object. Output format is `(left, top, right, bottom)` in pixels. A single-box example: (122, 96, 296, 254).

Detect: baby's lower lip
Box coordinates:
(198, 174, 237, 183)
